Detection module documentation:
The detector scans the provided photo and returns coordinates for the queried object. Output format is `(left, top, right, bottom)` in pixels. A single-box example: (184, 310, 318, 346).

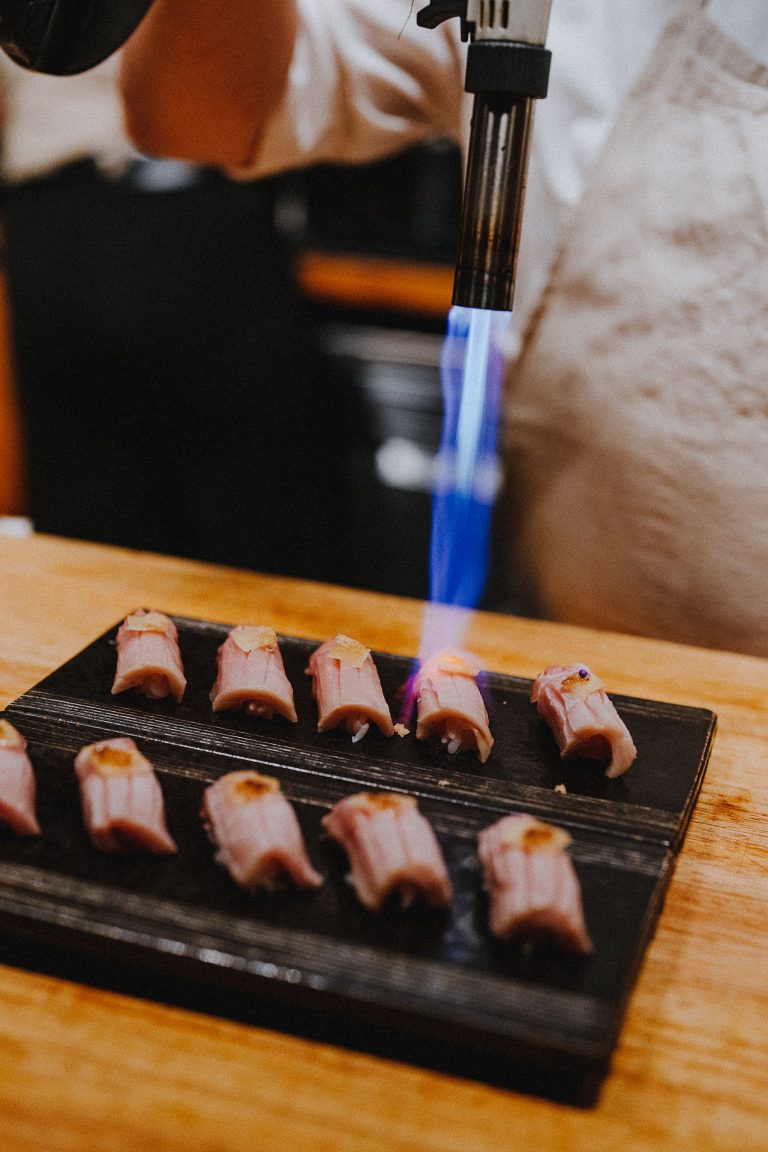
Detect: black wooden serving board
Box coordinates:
(0, 613, 716, 1100)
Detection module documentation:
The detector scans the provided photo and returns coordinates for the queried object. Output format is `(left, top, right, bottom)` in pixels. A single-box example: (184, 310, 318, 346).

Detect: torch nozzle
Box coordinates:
(454, 92, 534, 311)
(417, 1, 553, 313)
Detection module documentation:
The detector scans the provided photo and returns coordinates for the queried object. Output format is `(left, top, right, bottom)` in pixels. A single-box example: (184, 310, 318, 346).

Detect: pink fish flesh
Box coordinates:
(531, 664, 637, 778)
(322, 791, 452, 911)
(414, 651, 493, 763)
(201, 770, 322, 892)
(112, 610, 186, 704)
(0, 719, 40, 835)
(210, 626, 297, 722)
(74, 736, 177, 853)
(478, 814, 593, 954)
(306, 635, 394, 741)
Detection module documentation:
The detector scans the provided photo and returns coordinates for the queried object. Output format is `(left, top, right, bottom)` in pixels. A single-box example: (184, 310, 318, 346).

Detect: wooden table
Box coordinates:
(0, 533, 765, 1152)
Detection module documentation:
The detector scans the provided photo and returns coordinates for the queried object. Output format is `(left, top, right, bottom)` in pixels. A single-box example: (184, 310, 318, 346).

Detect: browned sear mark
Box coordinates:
(92, 745, 134, 772)
(230, 772, 280, 803)
(360, 792, 413, 812)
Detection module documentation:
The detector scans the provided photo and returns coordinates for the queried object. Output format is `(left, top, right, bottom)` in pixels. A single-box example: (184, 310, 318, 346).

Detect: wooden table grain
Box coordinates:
(0, 533, 765, 1152)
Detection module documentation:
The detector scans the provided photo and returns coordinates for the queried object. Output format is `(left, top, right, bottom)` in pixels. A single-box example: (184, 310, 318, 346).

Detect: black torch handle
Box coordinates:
(0, 0, 155, 75)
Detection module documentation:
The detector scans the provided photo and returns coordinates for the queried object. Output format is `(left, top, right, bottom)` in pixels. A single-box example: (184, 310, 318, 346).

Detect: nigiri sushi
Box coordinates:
(201, 770, 322, 892)
(0, 719, 40, 835)
(75, 736, 177, 854)
(478, 813, 592, 954)
(306, 635, 394, 742)
(531, 664, 637, 778)
(211, 625, 297, 722)
(414, 651, 493, 763)
(112, 609, 186, 704)
(322, 791, 452, 911)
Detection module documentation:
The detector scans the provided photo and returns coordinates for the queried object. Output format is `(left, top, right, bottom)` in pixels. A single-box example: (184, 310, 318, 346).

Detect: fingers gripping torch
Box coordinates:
(417, 0, 553, 312)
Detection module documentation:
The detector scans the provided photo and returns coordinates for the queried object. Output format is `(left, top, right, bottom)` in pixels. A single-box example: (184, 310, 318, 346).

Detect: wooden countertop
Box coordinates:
(0, 533, 765, 1152)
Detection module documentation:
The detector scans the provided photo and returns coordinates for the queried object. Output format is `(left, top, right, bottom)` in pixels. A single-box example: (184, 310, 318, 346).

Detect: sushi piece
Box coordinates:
(74, 736, 177, 853)
(0, 719, 40, 835)
(201, 770, 322, 892)
(111, 609, 186, 704)
(306, 635, 394, 742)
(478, 814, 593, 954)
(322, 791, 452, 911)
(414, 651, 494, 763)
(210, 625, 297, 722)
(531, 664, 637, 779)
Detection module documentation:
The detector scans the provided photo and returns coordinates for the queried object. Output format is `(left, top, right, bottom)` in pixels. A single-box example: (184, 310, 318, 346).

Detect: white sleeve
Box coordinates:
(235, 0, 466, 177)
(0, 52, 138, 183)
(502, 0, 674, 355)
(707, 0, 768, 66)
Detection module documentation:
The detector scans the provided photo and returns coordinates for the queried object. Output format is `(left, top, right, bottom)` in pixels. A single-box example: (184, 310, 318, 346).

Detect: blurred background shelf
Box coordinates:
(296, 252, 452, 320)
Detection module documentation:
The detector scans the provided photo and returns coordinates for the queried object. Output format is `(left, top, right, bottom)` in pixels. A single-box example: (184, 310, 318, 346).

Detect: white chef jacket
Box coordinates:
(0, 53, 136, 181)
(0, 1, 762, 345)
(246, 0, 767, 353)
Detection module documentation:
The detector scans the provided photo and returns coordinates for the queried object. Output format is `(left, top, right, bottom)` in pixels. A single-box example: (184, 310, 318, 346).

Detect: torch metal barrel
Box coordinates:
(415, 4, 554, 311)
(453, 92, 534, 311)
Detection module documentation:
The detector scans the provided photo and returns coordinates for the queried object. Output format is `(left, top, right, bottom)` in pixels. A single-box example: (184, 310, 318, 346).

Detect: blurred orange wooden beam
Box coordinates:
(0, 268, 26, 515)
(295, 251, 453, 319)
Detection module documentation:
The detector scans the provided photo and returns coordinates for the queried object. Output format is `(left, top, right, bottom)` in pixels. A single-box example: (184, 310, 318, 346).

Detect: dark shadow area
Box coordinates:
(1, 141, 540, 616)
(1, 160, 355, 583)
(0, 930, 607, 1106)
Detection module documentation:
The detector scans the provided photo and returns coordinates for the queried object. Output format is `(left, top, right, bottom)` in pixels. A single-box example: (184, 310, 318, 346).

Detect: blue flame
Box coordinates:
(429, 305, 506, 613)
(406, 305, 505, 716)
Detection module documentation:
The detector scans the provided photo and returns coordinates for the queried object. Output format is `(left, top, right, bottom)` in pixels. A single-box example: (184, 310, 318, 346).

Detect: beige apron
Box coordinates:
(505, 0, 768, 655)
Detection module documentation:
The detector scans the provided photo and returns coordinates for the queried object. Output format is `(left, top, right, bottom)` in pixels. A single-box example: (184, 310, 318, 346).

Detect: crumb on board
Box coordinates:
(438, 779, 450, 787)
(554, 783, 567, 794)
(393, 723, 410, 737)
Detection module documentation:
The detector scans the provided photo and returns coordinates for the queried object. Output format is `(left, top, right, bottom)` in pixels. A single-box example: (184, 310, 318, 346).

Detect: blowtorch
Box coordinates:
(418, 0, 553, 311)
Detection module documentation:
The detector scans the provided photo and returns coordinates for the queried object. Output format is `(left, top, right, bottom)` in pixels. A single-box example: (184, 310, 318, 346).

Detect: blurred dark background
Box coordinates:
(1, 140, 531, 614)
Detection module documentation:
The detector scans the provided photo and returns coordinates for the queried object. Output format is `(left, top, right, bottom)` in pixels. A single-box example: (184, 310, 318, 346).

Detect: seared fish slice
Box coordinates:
(211, 625, 297, 722)
(531, 664, 637, 778)
(307, 635, 394, 742)
(478, 814, 593, 954)
(74, 736, 177, 853)
(322, 791, 452, 912)
(414, 651, 493, 763)
(112, 609, 186, 704)
(202, 770, 322, 892)
(0, 719, 40, 835)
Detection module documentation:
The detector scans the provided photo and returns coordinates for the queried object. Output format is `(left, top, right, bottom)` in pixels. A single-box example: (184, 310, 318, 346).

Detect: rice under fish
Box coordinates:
(322, 791, 452, 911)
(478, 814, 593, 954)
(0, 719, 40, 835)
(210, 625, 297, 722)
(414, 651, 493, 763)
(201, 770, 322, 892)
(112, 609, 187, 704)
(74, 736, 177, 853)
(306, 634, 394, 742)
(531, 664, 637, 778)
